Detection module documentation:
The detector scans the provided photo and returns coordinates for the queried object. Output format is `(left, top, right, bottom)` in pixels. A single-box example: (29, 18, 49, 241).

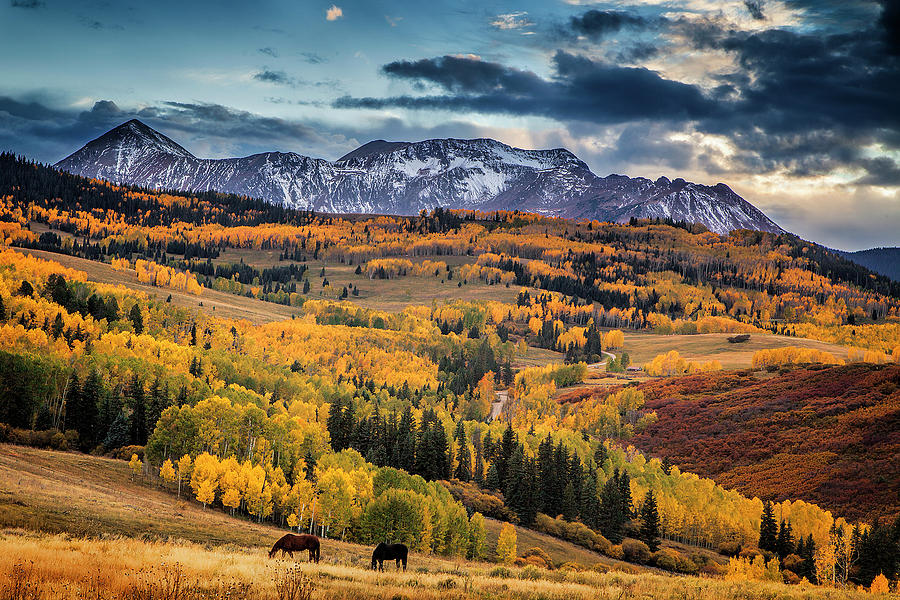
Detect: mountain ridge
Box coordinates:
(55, 120, 785, 235)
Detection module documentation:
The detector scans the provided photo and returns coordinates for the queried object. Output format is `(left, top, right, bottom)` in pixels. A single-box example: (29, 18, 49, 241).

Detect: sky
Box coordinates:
(1, 0, 898, 250)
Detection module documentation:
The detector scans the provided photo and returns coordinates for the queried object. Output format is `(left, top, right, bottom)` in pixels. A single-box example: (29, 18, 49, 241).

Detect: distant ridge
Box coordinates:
(838, 247, 900, 281)
(55, 120, 785, 235)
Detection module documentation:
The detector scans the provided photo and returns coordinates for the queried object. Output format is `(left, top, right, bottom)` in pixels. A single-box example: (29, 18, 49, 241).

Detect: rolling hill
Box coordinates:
(627, 364, 900, 522)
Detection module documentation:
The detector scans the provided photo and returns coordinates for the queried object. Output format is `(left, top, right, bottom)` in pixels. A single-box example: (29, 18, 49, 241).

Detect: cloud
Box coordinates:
(258, 47, 278, 58)
(336, 52, 716, 124)
(325, 5, 343, 21)
(881, 0, 900, 55)
(491, 12, 533, 31)
(0, 93, 351, 162)
(568, 10, 649, 40)
(744, 1, 766, 20)
(301, 52, 326, 64)
(385, 15, 403, 27)
(252, 69, 299, 87)
(10, 0, 43, 8)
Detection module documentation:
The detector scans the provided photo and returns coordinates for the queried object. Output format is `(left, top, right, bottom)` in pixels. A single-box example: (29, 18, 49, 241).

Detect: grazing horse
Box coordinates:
(268, 533, 320, 563)
(371, 542, 408, 572)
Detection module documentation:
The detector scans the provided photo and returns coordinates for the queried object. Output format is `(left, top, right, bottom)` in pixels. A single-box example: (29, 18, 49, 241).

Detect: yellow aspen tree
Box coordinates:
(176, 454, 192, 498)
(128, 454, 143, 482)
(870, 573, 889, 594)
(159, 459, 176, 489)
(495, 522, 517, 564)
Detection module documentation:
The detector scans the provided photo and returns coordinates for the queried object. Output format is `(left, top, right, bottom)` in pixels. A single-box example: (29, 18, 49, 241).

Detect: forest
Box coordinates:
(1, 153, 899, 594)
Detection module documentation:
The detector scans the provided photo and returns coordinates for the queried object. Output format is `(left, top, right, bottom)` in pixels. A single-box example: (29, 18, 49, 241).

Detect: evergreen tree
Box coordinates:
(496, 423, 516, 484)
(63, 371, 81, 432)
(128, 375, 147, 445)
(598, 474, 625, 543)
(618, 469, 634, 519)
(327, 398, 348, 451)
(129, 304, 144, 334)
(776, 519, 794, 560)
(473, 437, 485, 485)
(504, 445, 530, 521)
(304, 450, 317, 481)
(802, 534, 817, 583)
(147, 377, 169, 436)
(74, 369, 102, 451)
(579, 468, 600, 529)
(759, 501, 778, 553)
(485, 462, 500, 491)
(103, 411, 130, 450)
(561, 480, 578, 521)
(455, 442, 472, 481)
(639, 489, 661, 551)
(395, 406, 416, 473)
(854, 520, 898, 586)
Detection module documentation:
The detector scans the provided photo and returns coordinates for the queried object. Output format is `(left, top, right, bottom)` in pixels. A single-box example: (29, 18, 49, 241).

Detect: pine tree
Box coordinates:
(74, 369, 102, 451)
(473, 438, 485, 485)
(759, 501, 778, 553)
(63, 371, 81, 432)
(776, 519, 794, 560)
(598, 475, 625, 543)
(395, 405, 416, 473)
(485, 462, 501, 491)
(639, 489, 661, 551)
(561, 480, 578, 521)
(327, 398, 348, 451)
(103, 411, 130, 450)
(455, 442, 472, 481)
(129, 304, 144, 334)
(304, 450, 317, 481)
(128, 375, 147, 445)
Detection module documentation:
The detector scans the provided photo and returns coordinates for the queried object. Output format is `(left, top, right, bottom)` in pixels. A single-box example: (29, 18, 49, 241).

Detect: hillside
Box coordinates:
(840, 247, 900, 281)
(627, 364, 900, 522)
(0, 444, 630, 570)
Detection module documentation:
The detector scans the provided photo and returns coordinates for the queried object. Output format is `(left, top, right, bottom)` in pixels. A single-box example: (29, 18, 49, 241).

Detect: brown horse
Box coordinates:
(268, 533, 320, 562)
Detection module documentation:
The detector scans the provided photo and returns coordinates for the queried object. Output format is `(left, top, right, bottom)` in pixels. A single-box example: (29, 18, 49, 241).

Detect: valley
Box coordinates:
(0, 153, 898, 596)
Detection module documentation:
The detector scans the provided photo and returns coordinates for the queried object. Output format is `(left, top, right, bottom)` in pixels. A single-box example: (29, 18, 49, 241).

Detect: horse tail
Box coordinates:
(314, 542, 320, 563)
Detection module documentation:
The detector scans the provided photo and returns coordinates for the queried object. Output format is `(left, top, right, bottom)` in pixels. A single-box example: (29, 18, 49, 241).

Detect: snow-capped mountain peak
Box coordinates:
(55, 121, 784, 235)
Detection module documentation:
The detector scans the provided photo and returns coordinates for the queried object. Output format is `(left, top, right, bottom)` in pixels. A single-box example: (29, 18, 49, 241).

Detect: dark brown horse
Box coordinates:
(371, 542, 407, 571)
(268, 533, 320, 562)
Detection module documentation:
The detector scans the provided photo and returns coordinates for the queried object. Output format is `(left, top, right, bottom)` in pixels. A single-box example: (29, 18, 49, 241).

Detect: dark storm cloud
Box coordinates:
(337, 52, 716, 124)
(258, 47, 279, 58)
(337, 1, 900, 186)
(10, 0, 43, 8)
(880, 0, 900, 55)
(0, 95, 340, 162)
(744, 1, 766, 20)
(568, 10, 649, 40)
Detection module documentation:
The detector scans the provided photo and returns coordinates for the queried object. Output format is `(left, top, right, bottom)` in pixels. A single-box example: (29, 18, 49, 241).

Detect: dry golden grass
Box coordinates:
(620, 331, 851, 370)
(0, 529, 885, 600)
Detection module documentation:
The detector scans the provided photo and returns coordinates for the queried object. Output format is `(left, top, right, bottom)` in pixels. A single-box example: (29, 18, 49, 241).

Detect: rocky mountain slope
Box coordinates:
(55, 120, 784, 234)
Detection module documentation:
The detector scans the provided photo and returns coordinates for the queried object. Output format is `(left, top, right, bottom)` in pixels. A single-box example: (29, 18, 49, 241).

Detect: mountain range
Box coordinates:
(55, 119, 785, 235)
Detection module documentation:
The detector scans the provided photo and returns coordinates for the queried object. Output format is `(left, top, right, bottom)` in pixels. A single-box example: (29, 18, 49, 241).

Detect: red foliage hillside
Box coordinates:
(628, 363, 900, 522)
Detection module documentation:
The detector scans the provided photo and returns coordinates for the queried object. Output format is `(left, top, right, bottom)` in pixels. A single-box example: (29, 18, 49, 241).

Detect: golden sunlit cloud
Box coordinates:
(326, 5, 343, 21)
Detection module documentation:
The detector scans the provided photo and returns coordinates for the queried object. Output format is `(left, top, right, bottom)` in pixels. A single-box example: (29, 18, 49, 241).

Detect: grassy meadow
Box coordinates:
(0, 528, 885, 600)
(2, 445, 894, 600)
